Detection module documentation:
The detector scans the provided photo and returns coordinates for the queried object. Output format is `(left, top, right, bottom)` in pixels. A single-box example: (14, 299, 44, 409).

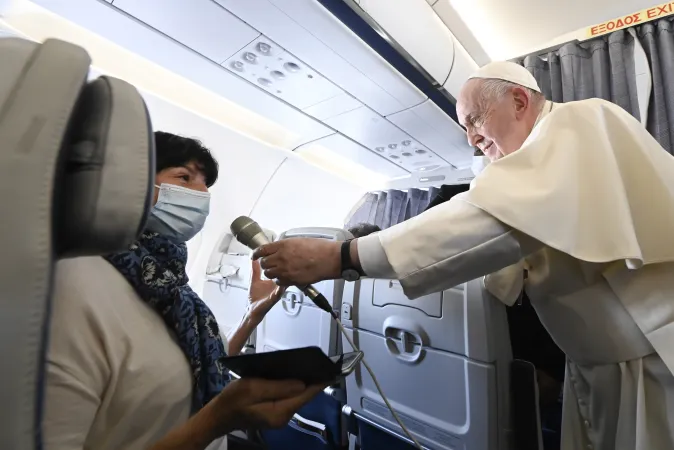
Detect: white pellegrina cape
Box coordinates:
(359, 98, 674, 450)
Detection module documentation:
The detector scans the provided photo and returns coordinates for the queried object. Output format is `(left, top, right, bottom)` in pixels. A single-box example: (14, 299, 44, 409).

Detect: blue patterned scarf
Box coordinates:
(105, 231, 230, 409)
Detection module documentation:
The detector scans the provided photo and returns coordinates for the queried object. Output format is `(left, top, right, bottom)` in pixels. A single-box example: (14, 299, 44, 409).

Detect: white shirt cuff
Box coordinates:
(357, 234, 396, 279)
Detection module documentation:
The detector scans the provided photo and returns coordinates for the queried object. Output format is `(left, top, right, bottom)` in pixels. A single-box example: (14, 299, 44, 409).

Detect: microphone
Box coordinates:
(230, 216, 336, 317)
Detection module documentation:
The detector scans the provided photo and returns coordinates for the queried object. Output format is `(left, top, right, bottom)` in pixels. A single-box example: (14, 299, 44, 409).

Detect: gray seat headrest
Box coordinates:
(0, 37, 154, 450)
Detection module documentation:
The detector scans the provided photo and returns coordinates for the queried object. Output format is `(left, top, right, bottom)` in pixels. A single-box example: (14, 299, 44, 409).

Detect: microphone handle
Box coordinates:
(298, 284, 336, 317)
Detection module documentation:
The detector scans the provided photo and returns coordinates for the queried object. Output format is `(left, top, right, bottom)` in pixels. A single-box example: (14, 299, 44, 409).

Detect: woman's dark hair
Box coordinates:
(154, 131, 219, 187)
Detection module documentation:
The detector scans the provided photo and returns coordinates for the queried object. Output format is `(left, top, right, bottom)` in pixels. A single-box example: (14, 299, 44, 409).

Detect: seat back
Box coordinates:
(0, 37, 153, 450)
(255, 227, 351, 450)
(255, 227, 350, 356)
(341, 278, 514, 450)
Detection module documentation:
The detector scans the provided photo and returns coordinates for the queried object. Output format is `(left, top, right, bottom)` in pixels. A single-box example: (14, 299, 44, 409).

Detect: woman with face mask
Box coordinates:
(44, 131, 327, 450)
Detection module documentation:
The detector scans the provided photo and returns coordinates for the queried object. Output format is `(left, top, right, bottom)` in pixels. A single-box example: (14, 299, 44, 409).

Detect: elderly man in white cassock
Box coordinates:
(254, 61, 674, 450)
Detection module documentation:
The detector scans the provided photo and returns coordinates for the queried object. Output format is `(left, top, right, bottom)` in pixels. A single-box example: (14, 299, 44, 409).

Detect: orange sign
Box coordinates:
(587, 2, 674, 38)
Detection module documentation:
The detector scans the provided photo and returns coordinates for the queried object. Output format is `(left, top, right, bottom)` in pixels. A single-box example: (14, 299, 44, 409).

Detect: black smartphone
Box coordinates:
(221, 346, 364, 385)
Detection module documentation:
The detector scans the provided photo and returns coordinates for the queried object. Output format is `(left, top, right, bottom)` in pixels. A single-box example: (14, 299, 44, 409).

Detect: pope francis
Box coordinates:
(254, 61, 674, 450)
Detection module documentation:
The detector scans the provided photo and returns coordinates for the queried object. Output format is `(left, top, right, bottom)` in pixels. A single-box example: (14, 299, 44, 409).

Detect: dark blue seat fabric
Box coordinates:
(357, 421, 416, 450)
(261, 393, 342, 450)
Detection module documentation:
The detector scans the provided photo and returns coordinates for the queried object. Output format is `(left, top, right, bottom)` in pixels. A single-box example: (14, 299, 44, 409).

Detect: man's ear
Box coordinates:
(512, 87, 530, 118)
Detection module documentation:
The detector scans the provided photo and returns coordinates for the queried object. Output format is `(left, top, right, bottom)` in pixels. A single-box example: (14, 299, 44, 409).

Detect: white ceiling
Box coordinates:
(432, 0, 663, 62)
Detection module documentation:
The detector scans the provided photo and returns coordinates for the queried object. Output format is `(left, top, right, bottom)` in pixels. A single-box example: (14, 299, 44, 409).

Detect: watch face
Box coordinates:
(342, 269, 360, 282)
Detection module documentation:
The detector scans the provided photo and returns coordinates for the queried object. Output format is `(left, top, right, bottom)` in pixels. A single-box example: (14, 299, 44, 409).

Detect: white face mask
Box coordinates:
(471, 155, 491, 176)
(146, 183, 211, 243)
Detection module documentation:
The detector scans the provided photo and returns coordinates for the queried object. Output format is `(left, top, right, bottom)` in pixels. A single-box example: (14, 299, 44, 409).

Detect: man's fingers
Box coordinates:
(252, 242, 281, 261)
(266, 273, 292, 286)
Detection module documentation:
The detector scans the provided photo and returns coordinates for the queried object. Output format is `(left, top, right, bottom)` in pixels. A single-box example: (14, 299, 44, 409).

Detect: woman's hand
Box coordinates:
(149, 378, 328, 450)
(207, 378, 327, 434)
(247, 260, 286, 322)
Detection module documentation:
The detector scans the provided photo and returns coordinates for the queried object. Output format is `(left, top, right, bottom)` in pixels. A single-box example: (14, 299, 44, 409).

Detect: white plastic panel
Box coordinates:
(296, 134, 409, 179)
(358, 0, 455, 84)
(372, 279, 442, 318)
(303, 92, 362, 121)
(113, 0, 260, 64)
(249, 156, 366, 235)
(31, 0, 333, 149)
(203, 284, 250, 337)
(343, 328, 497, 450)
(204, 229, 277, 292)
(224, 36, 344, 110)
(324, 106, 451, 172)
(442, 32, 480, 98)
(344, 279, 502, 363)
(387, 99, 472, 169)
(432, 0, 491, 67)
(342, 279, 512, 450)
(215, 0, 426, 116)
(256, 281, 340, 355)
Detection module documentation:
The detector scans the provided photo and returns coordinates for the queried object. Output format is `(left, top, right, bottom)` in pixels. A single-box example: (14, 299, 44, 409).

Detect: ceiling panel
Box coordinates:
(325, 106, 450, 172)
(113, 0, 260, 63)
(223, 36, 344, 111)
(387, 100, 472, 169)
(215, 0, 426, 116)
(31, 0, 332, 148)
(296, 133, 409, 178)
(303, 92, 363, 121)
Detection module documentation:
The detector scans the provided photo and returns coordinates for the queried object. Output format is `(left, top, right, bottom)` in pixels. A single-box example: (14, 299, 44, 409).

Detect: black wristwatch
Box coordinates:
(341, 239, 361, 282)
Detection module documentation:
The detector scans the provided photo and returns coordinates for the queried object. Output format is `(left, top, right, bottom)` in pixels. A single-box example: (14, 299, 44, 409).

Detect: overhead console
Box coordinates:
(28, 0, 477, 177)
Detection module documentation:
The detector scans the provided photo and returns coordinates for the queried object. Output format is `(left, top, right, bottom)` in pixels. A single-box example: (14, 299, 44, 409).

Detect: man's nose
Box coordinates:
(466, 129, 483, 148)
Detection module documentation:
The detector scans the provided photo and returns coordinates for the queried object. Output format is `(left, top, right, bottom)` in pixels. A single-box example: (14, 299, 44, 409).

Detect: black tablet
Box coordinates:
(222, 346, 364, 385)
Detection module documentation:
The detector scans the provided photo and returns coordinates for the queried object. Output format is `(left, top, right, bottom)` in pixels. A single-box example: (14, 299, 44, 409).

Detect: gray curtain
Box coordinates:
(519, 30, 640, 120)
(345, 187, 440, 230)
(518, 17, 674, 154)
(638, 18, 674, 153)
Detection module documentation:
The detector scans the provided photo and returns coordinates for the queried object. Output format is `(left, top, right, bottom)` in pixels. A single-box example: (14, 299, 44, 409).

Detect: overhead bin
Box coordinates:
(357, 0, 455, 85)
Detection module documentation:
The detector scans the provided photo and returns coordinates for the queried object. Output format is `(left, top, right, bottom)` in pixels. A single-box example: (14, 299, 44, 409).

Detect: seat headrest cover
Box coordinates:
(57, 75, 154, 256)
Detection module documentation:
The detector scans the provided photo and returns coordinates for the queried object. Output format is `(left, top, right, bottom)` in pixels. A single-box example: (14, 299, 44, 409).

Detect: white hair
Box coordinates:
(478, 78, 545, 110)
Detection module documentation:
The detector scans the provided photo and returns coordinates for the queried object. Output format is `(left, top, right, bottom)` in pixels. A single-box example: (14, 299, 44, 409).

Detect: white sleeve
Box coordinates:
(359, 196, 541, 299)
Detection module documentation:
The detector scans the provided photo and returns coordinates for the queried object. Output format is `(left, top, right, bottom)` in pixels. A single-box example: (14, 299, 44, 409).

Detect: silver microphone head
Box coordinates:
(230, 216, 271, 250)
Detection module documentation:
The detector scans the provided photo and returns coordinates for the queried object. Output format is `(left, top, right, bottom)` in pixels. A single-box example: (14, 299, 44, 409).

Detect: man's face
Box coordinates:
(457, 80, 533, 161)
(153, 161, 209, 206)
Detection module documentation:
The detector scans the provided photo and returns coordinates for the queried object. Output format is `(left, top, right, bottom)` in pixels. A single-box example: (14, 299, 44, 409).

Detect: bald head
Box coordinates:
(457, 63, 546, 161)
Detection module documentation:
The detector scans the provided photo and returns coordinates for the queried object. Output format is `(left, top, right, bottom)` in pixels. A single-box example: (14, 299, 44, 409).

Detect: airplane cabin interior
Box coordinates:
(1, 0, 672, 449)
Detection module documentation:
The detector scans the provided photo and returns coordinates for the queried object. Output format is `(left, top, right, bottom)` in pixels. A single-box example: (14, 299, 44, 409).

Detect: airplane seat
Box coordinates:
(256, 227, 352, 450)
(0, 37, 153, 450)
(341, 278, 518, 450)
(203, 228, 277, 346)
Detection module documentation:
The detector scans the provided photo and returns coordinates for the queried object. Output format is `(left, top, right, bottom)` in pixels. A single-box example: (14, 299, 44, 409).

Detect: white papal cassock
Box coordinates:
(357, 98, 674, 450)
